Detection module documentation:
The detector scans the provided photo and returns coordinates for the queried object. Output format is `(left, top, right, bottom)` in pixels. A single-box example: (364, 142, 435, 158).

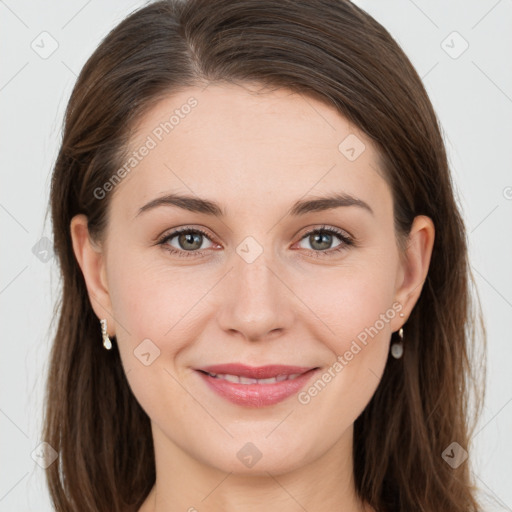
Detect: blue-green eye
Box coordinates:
(157, 225, 354, 258)
(296, 226, 353, 256)
(158, 227, 214, 258)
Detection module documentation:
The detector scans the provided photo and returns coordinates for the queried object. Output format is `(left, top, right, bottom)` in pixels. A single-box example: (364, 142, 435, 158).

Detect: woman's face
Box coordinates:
(72, 82, 433, 475)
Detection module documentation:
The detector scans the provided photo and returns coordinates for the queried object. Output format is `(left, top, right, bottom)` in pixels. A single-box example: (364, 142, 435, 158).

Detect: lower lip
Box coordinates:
(196, 369, 319, 407)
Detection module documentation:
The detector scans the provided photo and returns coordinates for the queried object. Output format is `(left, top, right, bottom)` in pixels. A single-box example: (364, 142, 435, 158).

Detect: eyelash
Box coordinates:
(157, 225, 355, 259)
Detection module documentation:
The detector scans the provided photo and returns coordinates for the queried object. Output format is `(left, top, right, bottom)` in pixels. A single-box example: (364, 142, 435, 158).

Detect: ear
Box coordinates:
(70, 214, 115, 337)
(392, 215, 435, 330)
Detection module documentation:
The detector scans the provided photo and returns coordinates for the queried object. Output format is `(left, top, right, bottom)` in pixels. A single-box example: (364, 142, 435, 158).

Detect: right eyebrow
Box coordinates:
(135, 193, 225, 219)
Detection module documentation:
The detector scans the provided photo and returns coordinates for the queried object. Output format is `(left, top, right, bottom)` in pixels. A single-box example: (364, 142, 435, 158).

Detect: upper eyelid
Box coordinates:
(159, 227, 215, 245)
(296, 225, 351, 239)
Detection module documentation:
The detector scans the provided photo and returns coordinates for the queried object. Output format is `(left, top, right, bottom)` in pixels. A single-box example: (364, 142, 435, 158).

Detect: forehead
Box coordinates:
(110, 82, 391, 222)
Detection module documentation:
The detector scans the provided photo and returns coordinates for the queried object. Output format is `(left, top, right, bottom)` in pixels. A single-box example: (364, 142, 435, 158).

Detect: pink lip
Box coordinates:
(195, 364, 319, 407)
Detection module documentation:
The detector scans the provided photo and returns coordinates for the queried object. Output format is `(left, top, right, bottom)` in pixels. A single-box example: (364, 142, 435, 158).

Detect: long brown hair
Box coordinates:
(44, 1, 487, 510)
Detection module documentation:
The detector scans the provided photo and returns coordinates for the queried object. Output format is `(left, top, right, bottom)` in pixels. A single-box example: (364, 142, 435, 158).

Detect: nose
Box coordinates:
(215, 249, 296, 342)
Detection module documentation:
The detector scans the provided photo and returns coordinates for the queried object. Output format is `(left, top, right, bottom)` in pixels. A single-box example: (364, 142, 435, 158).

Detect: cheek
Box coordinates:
(292, 253, 398, 347)
(105, 254, 199, 417)
(107, 243, 194, 336)
(105, 246, 219, 381)
(290, 251, 397, 408)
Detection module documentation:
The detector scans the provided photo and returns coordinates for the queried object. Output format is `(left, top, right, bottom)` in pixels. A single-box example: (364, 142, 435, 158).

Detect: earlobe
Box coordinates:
(70, 214, 114, 331)
(394, 215, 435, 326)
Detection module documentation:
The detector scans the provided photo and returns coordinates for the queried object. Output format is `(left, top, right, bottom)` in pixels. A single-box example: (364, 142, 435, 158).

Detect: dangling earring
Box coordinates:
(100, 319, 112, 350)
(390, 326, 404, 359)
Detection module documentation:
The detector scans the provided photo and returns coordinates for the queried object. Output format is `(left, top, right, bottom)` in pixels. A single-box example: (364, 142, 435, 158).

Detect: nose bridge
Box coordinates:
(216, 239, 294, 340)
(232, 231, 277, 295)
(236, 248, 273, 298)
(233, 245, 279, 313)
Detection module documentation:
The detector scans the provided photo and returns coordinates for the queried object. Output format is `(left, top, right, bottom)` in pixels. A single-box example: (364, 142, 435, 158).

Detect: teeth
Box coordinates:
(239, 376, 259, 384)
(221, 373, 240, 383)
(206, 372, 303, 384)
(258, 377, 279, 384)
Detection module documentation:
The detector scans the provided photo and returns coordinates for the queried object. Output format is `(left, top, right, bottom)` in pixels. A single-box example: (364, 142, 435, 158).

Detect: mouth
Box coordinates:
(199, 371, 305, 384)
(194, 364, 320, 407)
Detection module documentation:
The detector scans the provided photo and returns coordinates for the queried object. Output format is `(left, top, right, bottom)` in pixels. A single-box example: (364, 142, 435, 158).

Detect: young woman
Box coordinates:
(43, 1, 486, 511)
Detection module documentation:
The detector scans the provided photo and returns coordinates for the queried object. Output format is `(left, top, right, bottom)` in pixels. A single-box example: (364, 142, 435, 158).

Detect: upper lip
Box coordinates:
(196, 364, 317, 379)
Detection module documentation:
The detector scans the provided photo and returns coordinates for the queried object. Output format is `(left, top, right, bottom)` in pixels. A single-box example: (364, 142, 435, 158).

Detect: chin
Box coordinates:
(186, 432, 317, 476)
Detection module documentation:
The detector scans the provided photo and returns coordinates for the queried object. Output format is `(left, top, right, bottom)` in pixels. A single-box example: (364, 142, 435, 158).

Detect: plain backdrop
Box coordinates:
(1, 1, 511, 510)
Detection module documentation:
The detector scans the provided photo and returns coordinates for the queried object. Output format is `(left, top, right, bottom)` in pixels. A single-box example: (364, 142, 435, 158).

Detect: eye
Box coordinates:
(295, 225, 354, 256)
(157, 227, 216, 258)
(157, 224, 354, 259)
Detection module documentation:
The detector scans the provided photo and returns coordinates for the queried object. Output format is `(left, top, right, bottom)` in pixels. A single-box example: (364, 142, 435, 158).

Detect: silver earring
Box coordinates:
(100, 319, 112, 350)
(390, 327, 404, 359)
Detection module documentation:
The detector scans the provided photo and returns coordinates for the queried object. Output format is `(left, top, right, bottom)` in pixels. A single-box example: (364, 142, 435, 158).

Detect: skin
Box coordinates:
(71, 82, 435, 512)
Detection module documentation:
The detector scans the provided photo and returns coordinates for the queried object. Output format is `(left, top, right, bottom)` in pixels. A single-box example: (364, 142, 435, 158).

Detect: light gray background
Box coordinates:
(1, 1, 511, 510)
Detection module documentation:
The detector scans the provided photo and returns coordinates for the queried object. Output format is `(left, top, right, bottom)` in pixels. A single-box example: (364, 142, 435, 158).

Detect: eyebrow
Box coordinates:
(135, 192, 374, 218)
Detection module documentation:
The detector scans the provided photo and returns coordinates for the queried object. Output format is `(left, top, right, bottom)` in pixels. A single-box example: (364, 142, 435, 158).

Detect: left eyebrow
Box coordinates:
(134, 191, 374, 219)
(288, 193, 374, 216)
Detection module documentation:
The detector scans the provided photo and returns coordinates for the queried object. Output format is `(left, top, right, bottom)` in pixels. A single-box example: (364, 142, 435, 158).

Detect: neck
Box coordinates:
(139, 423, 373, 512)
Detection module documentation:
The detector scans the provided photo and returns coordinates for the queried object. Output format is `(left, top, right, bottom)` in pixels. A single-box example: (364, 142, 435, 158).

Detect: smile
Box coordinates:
(195, 364, 320, 407)
(203, 372, 304, 384)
